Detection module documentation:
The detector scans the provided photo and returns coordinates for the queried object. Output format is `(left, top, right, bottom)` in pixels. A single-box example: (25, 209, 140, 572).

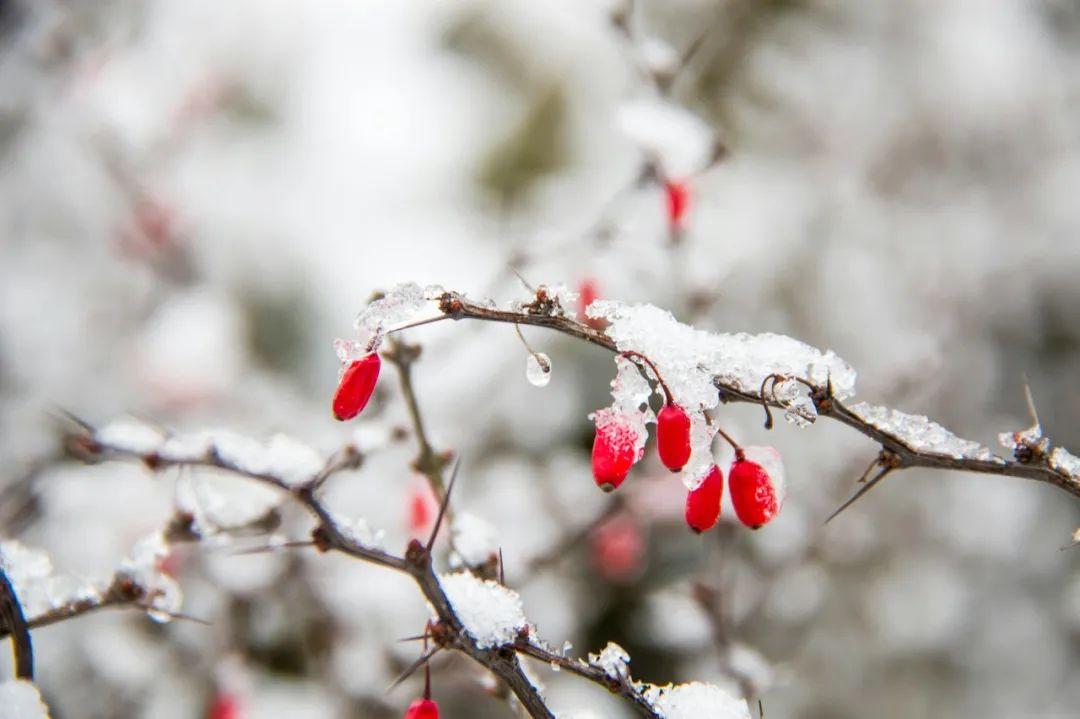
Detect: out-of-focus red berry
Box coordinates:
(406, 480, 439, 540)
(332, 353, 381, 421)
(578, 278, 607, 330)
(404, 698, 439, 719)
(664, 180, 691, 230)
(207, 693, 242, 719)
(590, 514, 645, 582)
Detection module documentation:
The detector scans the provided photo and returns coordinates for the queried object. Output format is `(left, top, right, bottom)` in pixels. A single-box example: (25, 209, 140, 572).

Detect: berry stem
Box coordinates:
(619, 351, 675, 405)
(713, 425, 744, 461)
(758, 373, 819, 429)
(514, 323, 544, 366)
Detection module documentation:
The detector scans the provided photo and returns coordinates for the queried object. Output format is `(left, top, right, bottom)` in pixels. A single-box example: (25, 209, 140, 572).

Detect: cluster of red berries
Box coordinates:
(591, 353, 783, 534)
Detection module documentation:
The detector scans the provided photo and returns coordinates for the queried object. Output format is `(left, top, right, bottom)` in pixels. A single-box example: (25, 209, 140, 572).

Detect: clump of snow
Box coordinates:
(436, 571, 527, 649)
(0, 680, 51, 719)
(450, 512, 500, 568)
(636, 37, 680, 80)
(0, 541, 100, 619)
(644, 682, 750, 719)
(119, 531, 182, 623)
(588, 301, 857, 412)
(1049, 447, 1080, 479)
(209, 430, 324, 485)
(354, 282, 430, 331)
(588, 642, 630, 679)
(616, 100, 714, 177)
(176, 471, 282, 533)
(331, 513, 386, 551)
(848, 403, 1004, 462)
(94, 419, 166, 455)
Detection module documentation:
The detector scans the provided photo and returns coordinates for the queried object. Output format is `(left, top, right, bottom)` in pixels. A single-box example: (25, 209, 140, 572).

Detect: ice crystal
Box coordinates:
(587, 301, 856, 413)
(450, 513, 500, 568)
(681, 414, 717, 491)
(849, 403, 1004, 462)
(119, 531, 182, 623)
(742, 445, 787, 505)
(644, 682, 750, 719)
(589, 642, 630, 679)
(526, 352, 553, 387)
(589, 408, 647, 466)
(436, 572, 527, 649)
(0, 680, 50, 719)
(354, 282, 429, 331)
(0, 542, 100, 620)
(1050, 447, 1080, 479)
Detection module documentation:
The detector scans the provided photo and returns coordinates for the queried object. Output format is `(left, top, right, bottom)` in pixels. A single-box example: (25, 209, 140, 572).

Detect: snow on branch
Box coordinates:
(388, 285, 1080, 502)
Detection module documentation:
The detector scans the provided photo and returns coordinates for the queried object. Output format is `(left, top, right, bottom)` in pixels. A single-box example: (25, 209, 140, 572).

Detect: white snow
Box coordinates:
(644, 682, 750, 719)
(330, 513, 386, 551)
(589, 642, 630, 679)
(1049, 447, 1080, 479)
(616, 99, 714, 178)
(450, 512, 500, 568)
(588, 301, 857, 411)
(95, 419, 167, 455)
(848, 402, 1004, 462)
(0, 680, 50, 719)
(0, 541, 100, 620)
(436, 571, 527, 649)
(176, 471, 282, 532)
(119, 531, 182, 623)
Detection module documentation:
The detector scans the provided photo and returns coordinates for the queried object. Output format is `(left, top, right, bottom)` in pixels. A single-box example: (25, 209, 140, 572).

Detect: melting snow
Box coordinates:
(848, 403, 1004, 462)
(589, 641, 631, 679)
(436, 571, 526, 649)
(354, 282, 431, 331)
(1050, 447, 1080, 479)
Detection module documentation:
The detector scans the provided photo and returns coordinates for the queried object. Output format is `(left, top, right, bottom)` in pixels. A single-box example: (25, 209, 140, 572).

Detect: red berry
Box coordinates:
(664, 180, 690, 230)
(589, 514, 645, 582)
(332, 353, 381, 421)
(685, 464, 723, 533)
(591, 411, 640, 492)
(406, 480, 439, 540)
(729, 454, 783, 529)
(656, 403, 691, 472)
(404, 698, 439, 719)
(208, 693, 241, 719)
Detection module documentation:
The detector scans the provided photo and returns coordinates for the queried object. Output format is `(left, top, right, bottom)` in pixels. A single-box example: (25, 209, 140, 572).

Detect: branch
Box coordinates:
(0, 566, 33, 679)
(433, 291, 1080, 502)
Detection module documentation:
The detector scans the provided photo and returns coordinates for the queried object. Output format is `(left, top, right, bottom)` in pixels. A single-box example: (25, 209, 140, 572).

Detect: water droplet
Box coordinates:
(526, 353, 552, 387)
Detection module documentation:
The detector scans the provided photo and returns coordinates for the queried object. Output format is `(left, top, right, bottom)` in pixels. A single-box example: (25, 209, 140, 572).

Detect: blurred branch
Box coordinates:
(0, 566, 33, 679)
(434, 290, 1080, 503)
(64, 425, 678, 719)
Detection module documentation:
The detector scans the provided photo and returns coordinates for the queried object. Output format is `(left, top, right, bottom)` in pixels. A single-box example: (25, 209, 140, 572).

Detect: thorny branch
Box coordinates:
(60, 426, 670, 719)
(435, 291, 1080, 503)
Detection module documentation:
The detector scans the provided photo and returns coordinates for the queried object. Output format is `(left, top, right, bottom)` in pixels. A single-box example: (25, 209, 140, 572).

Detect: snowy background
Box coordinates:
(2, 0, 1080, 717)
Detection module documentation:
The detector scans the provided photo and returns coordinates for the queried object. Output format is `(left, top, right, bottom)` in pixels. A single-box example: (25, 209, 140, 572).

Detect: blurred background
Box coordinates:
(2, 0, 1080, 717)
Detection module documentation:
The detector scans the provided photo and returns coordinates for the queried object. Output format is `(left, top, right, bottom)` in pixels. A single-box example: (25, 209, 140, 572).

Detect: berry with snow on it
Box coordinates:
(404, 698, 439, 719)
(207, 692, 242, 719)
(590, 513, 645, 582)
(664, 179, 690, 231)
(332, 352, 381, 421)
(685, 464, 723, 533)
(657, 403, 692, 472)
(729, 450, 784, 529)
(592, 411, 639, 491)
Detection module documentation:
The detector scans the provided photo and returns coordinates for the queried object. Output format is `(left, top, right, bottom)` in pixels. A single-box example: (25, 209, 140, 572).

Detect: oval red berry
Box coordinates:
(685, 464, 723, 533)
(664, 180, 690, 229)
(591, 412, 639, 492)
(729, 459, 781, 529)
(332, 353, 381, 421)
(404, 698, 439, 719)
(656, 403, 692, 472)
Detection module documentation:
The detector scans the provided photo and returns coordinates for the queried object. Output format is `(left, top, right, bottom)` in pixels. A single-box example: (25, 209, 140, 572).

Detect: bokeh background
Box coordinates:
(2, 0, 1080, 717)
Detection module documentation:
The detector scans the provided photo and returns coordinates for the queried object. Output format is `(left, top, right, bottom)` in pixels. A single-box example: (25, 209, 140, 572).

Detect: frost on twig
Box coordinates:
(848, 403, 1003, 463)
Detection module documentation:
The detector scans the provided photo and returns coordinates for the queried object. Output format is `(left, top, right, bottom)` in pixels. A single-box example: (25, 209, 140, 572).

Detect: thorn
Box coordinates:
(141, 607, 212, 626)
(758, 699, 765, 719)
(498, 547, 506, 585)
(228, 540, 315, 556)
(397, 634, 429, 643)
(385, 646, 440, 694)
(51, 408, 94, 432)
(1022, 375, 1040, 428)
(855, 457, 881, 484)
(426, 457, 461, 553)
(825, 466, 894, 525)
(510, 267, 535, 292)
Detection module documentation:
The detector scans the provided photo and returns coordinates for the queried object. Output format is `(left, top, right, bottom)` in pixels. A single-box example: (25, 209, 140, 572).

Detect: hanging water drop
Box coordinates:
(526, 353, 552, 387)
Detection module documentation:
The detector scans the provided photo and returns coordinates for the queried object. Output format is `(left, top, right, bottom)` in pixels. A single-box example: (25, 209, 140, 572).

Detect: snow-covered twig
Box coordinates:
(434, 290, 1080, 503)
